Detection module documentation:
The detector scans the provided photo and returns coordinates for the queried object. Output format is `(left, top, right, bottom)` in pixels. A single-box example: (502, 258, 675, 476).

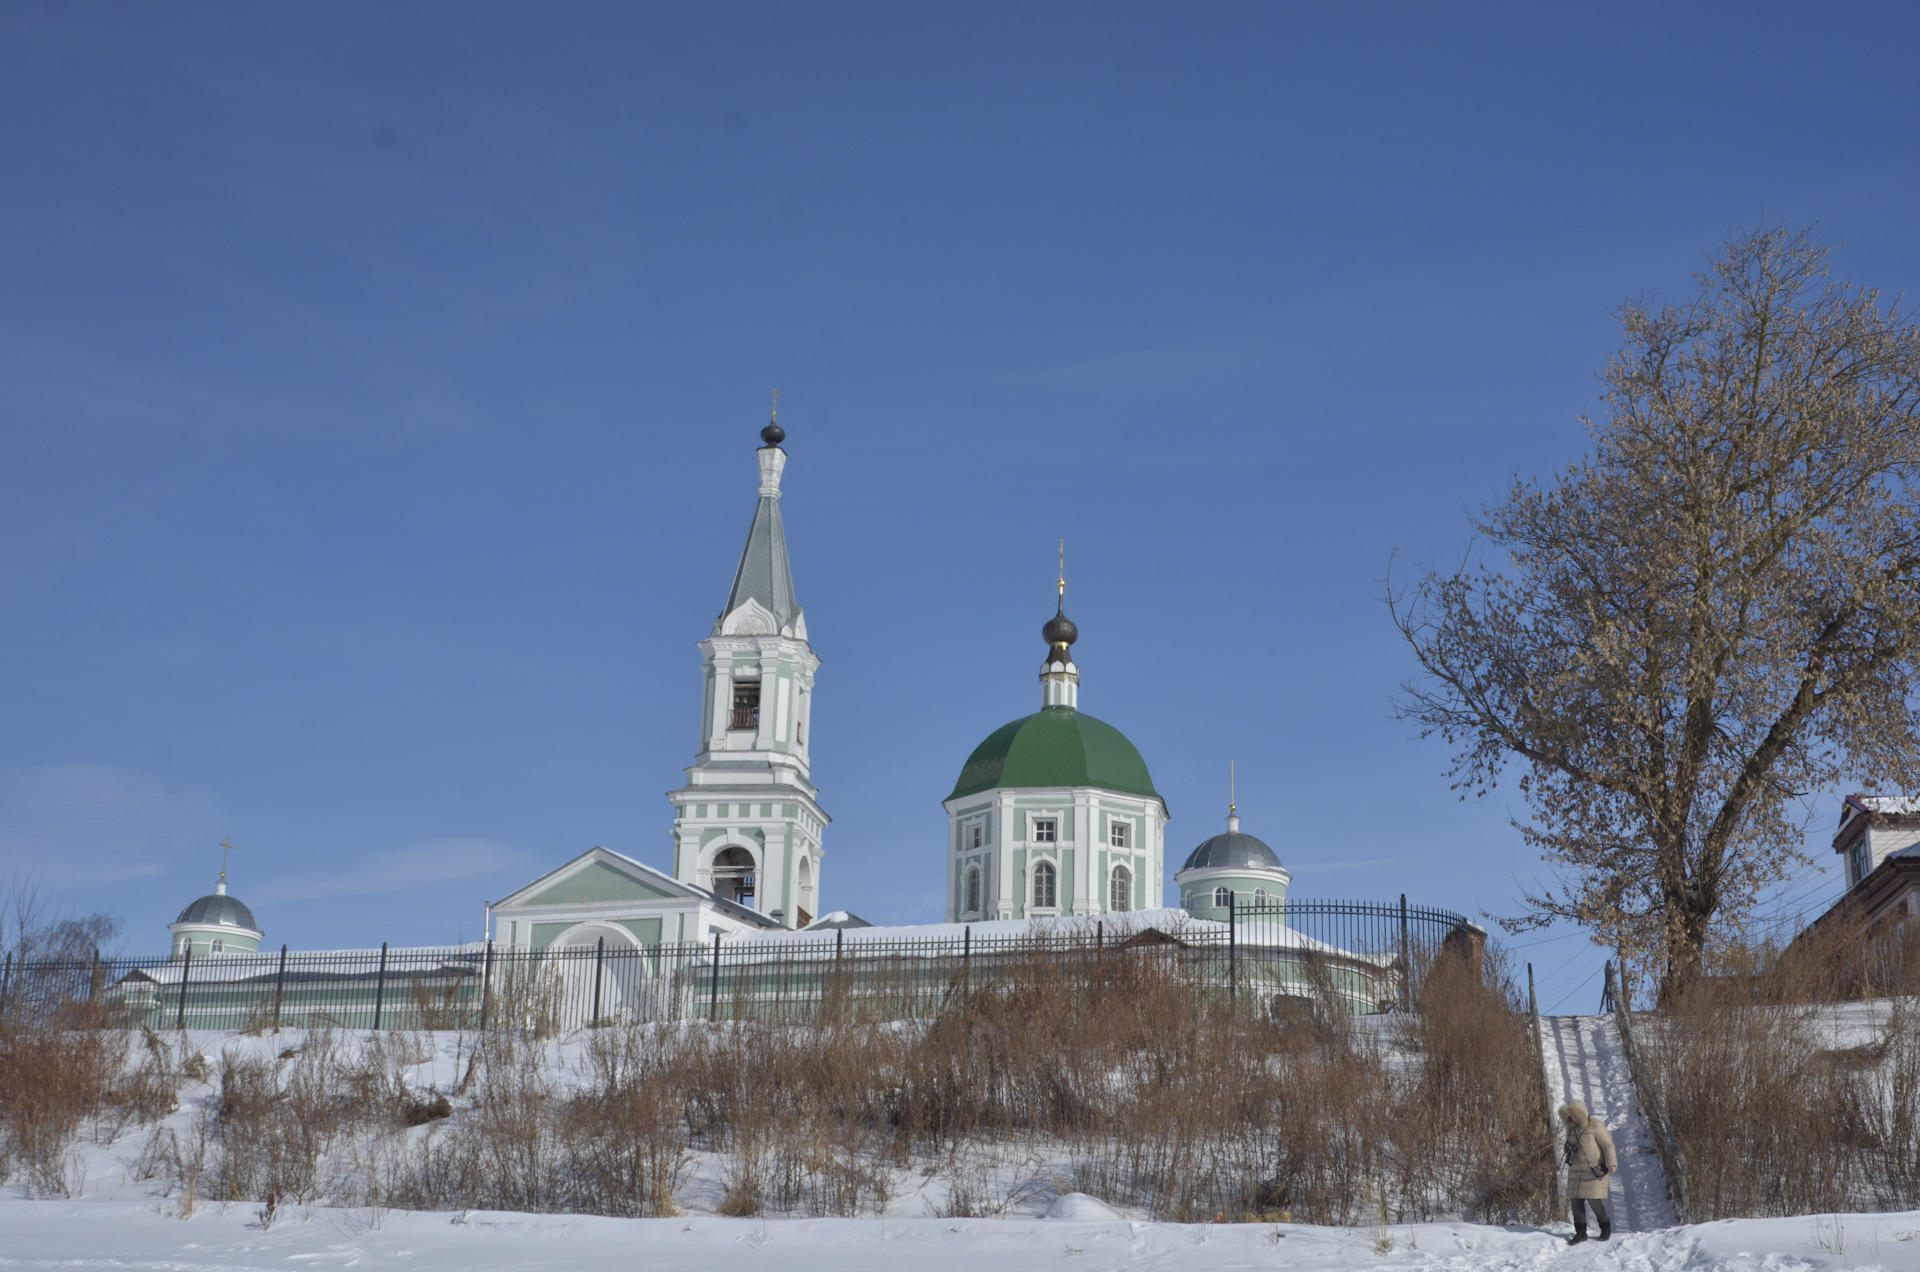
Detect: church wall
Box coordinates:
(619, 917, 663, 948)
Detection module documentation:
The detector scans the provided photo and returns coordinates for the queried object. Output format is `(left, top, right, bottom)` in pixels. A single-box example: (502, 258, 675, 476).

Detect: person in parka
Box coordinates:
(1558, 1099, 1617, 1243)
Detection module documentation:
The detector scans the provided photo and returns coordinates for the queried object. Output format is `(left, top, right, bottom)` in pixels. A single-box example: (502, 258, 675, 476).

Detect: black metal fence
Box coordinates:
(0, 898, 1479, 1033)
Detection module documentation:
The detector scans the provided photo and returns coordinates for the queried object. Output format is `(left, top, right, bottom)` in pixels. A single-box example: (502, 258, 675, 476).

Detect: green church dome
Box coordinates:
(948, 706, 1161, 802)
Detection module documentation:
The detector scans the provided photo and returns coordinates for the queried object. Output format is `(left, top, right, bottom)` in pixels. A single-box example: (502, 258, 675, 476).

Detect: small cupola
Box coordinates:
(1040, 548, 1080, 709)
(167, 839, 264, 959)
(1175, 803, 1292, 920)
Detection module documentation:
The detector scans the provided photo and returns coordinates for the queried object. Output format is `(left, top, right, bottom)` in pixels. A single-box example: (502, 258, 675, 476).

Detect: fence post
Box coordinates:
(272, 944, 288, 1032)
(90, 951, 101, 1002)
(1228, 891, 1237, 1009)
(1399, 893, 1411, 1011)
(1528, 961, 1558, 1212)
(176, 945, 193, 1032)
(478, 939, 494, 1031)
(962, 924, 971, 993)
(591, 936, 606, 1025)
(709, 930, 723, 1022)
(372, 941, 389, 1032)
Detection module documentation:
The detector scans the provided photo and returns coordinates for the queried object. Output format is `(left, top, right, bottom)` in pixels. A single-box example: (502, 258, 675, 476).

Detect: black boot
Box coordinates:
(1596, 1223, 1611, 1241)
(1567, 1230, 1587, 1246)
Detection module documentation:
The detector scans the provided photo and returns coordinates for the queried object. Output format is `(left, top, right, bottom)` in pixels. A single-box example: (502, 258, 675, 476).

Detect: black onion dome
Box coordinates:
(760, 419, 785, 446)
(174, 893, 260, 931)
(1042, 606, 1078, 648)
(1181, 828, 1283, 872)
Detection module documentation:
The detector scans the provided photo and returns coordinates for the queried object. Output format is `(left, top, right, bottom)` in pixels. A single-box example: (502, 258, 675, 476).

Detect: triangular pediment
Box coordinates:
(497, 849, 692, 910)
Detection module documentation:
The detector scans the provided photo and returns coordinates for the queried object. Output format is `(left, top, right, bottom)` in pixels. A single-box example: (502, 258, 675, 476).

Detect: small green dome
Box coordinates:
(948, 706, 1161, 802)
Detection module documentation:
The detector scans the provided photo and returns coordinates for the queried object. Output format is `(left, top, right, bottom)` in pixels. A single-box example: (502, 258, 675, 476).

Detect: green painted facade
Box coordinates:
(525, 860, 679, 907)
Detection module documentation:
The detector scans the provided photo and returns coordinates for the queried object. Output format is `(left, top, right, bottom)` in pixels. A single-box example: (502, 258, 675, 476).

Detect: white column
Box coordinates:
(1076, 792, 1095, 914)
(754, 653, 777, 750)
(997, 796, 1016, 918)
(709, 663, 732, 751)
(774, 666, 791, 743)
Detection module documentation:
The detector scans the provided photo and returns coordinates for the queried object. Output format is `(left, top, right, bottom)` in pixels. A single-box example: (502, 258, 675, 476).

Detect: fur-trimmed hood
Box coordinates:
(1557, 1099, 1589, 1126)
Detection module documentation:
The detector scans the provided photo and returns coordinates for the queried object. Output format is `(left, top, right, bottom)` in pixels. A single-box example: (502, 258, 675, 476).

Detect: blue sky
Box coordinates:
(4, 4, 1917, 1009)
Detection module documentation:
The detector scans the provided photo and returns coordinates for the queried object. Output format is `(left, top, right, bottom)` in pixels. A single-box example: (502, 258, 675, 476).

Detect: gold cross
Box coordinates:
(218, 837, 238, 882)
(771, 388, 778, 423)
(1058, 539, 1066, 598)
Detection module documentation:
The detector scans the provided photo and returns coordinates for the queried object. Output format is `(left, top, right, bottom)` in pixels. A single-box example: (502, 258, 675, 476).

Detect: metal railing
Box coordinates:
(0, 898, 1477, 1034)
(1604, 960, 1691, 1224)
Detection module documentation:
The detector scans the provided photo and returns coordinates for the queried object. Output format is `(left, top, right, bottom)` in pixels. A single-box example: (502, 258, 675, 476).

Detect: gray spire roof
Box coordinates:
(1181, 815, 1284, 872)
(715, 445, 803, 635)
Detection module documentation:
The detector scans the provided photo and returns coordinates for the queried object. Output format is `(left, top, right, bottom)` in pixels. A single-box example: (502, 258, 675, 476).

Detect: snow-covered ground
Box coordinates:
(14, 1021, 1920, 1269)
(5, 1196, 1920, 1271)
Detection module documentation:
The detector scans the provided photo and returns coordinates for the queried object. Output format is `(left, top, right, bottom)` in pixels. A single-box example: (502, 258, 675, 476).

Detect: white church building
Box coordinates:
(177, 413, 1302, 961)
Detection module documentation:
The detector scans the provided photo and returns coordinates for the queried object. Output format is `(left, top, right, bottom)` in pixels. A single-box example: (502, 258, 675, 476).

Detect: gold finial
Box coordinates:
(1229, 760, 1236, 815)
(1057, 539, 1066, 599)
(217, 837, 238, 883)
(770, 387, 778, 424)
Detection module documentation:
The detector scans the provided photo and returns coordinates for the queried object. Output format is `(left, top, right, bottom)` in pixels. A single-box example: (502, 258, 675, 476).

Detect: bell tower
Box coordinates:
(667, 413, 829, 928)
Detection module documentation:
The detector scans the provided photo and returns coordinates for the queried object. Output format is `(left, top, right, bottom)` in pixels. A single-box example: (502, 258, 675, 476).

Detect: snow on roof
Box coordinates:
(722, 907, 1378, 963)
(117, 945, 485, 987)
(1854, 795, 1920, 815)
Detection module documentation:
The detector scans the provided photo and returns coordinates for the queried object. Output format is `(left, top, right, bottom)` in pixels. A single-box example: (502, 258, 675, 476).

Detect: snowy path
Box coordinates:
(1539, 1014, 1677, 1233)
(3, 1199, 1919, 1272)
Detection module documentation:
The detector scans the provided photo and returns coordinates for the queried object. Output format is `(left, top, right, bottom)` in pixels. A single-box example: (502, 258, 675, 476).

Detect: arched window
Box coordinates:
(966, 866, 981, 914)
(1213, 886, 1232, 909)
(712, 846, 757, 905)
(797, 857, 816, 927)
(210, 937, 225, 954)
(1254, 888, 1268, 906)
(1032, 861, 1057, 909)
(1109, 865, 1132, 913)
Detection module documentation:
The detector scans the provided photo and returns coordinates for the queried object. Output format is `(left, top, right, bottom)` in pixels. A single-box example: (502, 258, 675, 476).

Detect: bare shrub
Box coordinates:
(0, 997, 122, 1194)
(1399, 947, 1557, 1223)
(1639, 921, 1920, 1220)
(116, 934, 1553, 1224)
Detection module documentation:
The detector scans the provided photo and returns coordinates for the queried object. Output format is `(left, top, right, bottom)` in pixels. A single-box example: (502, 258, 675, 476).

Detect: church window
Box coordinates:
(1109, 821, 1130, 849)
(713, 846, 757, 905)
(1254, 888, 1268, 905)
(1213, 886, 1232, 909)
(730, 680, 761, 730)
(970, 824, 983, 849)
(966, 866, 982, 913)
(1033, 861, 1057, 908)
(1110, 865, 1132, 913)
(1032, 818, 1057, 844)
(210, 937, 225, 954)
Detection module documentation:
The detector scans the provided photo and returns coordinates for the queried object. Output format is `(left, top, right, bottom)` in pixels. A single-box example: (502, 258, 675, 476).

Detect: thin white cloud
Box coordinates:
(250, 837, 529, 906)
(0, 764, 221, 887)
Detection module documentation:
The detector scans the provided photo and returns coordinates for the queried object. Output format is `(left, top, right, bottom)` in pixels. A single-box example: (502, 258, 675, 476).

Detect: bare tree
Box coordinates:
(1390, 227, 1920, 996)
(1, 871, 121, 962)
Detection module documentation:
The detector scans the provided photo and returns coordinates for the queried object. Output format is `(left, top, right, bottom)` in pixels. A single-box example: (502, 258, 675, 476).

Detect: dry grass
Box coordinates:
(1639, 917, 1920, 1219)
(0, 996, 192, 1198)
(4, 938, 1555, 1224)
